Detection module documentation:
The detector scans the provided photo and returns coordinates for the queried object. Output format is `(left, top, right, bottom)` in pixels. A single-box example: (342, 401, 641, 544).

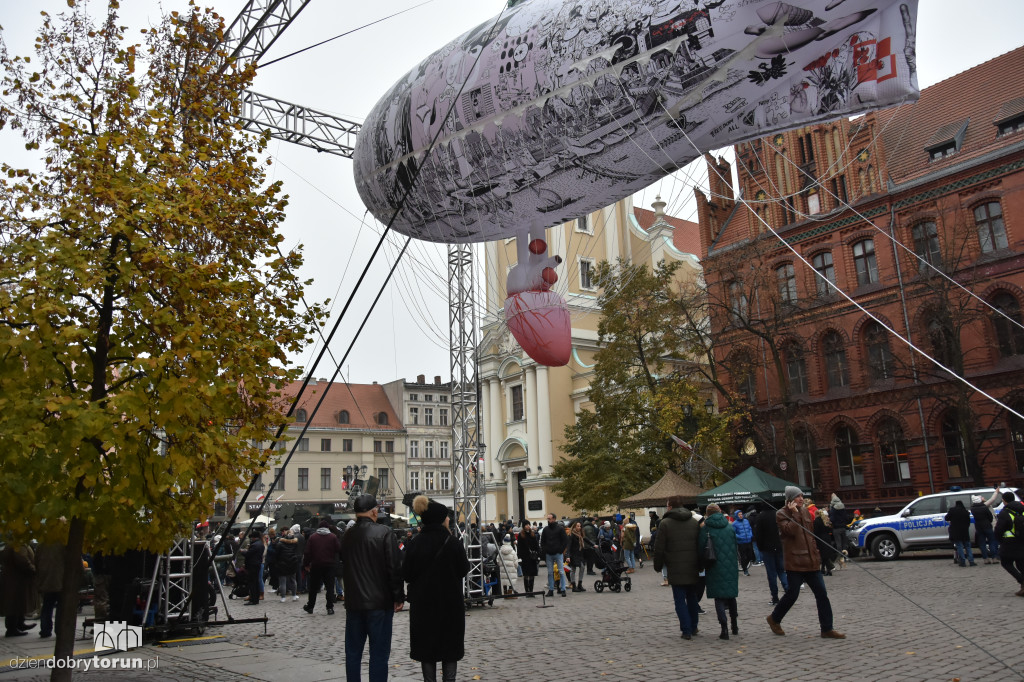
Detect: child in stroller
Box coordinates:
(592, 539, 632, 593)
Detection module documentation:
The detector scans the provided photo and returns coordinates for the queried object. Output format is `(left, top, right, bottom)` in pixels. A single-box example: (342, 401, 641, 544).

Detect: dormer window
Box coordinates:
(997, 113, 1024, 137)
(995, 97, 1024, 137)
(925, 118, 968, 162)
(928, 142, 957, 161)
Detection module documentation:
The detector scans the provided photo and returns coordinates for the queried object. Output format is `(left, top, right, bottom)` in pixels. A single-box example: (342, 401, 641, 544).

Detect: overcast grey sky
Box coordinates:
(2, 0, 1022, 385)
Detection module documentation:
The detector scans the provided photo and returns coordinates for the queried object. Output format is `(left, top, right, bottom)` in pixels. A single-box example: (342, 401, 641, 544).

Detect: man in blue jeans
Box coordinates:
(653, 495, 701, 639)
(540, 513, 569, 597)
(340, 494, 405, 682)
(766, 487, 845, 640)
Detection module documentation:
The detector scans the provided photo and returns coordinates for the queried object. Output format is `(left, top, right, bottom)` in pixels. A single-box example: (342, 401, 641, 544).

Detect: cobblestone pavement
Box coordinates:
(3, 551, 1021, 681)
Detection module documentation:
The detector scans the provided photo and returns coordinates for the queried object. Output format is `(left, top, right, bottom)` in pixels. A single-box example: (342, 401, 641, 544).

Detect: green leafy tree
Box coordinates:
(552, 259, 738, 511)
(0, 3, 324, 670)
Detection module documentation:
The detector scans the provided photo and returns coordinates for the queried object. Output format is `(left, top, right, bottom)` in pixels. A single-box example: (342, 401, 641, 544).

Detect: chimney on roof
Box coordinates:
(434, 376, 441, 385)
(319, 378, 328, 383)
(417, 374, 425, 384)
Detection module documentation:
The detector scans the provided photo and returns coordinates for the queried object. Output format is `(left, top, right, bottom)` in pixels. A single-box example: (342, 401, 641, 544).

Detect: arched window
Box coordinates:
(295, 408, 307, 423)
(776, 263, 797, 304)
(784, 341, 809, 395)
(1008, 401, 1024, 474)
(376, 412, 389, 426)
(877, 418, 910, 483)
(852, 239, 878, 286)
(811, 251, 835, 297)
(990, 291, 1024, 357)
(337, 410, 350, 425)
(911, 221, 941, 272)
(835, 426, 864, 486)
(822, 331, 849, 388)
(925, 313, 956, 368)
(729, 281, 748, 323)
(864, 321, 894, 381)
(941, 413, 968, 479)
(730, 349, 757, 403)
(794, 429, 819, 488)
(974, 201, 1008, 253)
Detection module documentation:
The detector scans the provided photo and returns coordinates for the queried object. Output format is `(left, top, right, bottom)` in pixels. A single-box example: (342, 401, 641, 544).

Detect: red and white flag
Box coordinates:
(671, 434, 693, 453)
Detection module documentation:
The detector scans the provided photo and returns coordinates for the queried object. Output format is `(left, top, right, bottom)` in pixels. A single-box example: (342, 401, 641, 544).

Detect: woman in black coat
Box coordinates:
(516, 524, 541, 596)
(403, 496, 470, 682)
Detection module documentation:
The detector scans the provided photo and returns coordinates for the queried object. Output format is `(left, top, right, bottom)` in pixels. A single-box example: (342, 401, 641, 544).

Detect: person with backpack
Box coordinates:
(994, 489, 1024, 596)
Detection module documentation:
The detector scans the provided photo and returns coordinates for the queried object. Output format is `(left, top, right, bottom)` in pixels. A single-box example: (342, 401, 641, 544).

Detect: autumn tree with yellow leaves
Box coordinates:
(0, 2, 324, 669)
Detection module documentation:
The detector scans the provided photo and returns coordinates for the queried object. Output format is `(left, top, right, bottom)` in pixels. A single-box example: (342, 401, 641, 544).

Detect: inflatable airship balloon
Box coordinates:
(354, 0, 920, 365)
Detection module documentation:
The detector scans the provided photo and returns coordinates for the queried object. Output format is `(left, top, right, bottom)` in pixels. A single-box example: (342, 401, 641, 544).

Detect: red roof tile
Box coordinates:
(878, 45, 1024, 186)
(280, 380, 403, 430)
(633, 206, 702, 256)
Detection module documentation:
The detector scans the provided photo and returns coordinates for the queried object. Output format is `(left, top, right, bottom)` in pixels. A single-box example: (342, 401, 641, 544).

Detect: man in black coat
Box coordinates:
(994, 490, 1024, 596)
(540, 513, 569, 597)
(340, 494, 405, 682)
(945, 500, 975, 567)
(242, 531, 264, 606)
(754, 504, 788, 605)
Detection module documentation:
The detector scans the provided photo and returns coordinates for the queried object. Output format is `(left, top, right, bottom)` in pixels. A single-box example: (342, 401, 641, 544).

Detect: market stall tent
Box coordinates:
(620, 470, 703, 508)
(696, 467, 812, 507)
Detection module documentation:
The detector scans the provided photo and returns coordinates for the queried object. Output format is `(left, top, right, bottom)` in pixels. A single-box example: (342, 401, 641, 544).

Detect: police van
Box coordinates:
(848, 486, 1018, 561)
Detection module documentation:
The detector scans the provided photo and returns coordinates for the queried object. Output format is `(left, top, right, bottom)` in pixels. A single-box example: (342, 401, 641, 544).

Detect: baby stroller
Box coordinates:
(481, 554, 500, 606)
(592, 540, 631, 593)
(228, 566, 249, 600)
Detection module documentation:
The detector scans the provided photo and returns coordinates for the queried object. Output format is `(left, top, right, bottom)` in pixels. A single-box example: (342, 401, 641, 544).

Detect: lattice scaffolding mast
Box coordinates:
(216, 0, 487, 600)
(448, 244, 485, 600)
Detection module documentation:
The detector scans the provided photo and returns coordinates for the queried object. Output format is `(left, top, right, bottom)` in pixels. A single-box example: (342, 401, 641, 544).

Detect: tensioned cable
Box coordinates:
(233, 1, 514, 532)
(211, 0, 510, 565)
(664, 102, 1024, 434)
(752, 122, 1024, 335)
(258, 0, 438, 68)
(270, 159, 450, 342)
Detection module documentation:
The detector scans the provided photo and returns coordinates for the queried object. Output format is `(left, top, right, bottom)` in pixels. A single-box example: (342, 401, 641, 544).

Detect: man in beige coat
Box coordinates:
(766, 486, 845, 639)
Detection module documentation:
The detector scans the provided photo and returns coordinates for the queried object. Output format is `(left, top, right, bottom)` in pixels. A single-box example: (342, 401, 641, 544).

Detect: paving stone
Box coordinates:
(1, 550, 1021, 680)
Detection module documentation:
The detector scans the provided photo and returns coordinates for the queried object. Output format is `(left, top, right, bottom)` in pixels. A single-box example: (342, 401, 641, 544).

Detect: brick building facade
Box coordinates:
(697, 46, 1024, 511)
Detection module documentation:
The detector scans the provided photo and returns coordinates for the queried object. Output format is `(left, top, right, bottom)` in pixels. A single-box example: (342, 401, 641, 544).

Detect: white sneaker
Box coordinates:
(293, 596, 299, 601)
(280, 597, 286, 603)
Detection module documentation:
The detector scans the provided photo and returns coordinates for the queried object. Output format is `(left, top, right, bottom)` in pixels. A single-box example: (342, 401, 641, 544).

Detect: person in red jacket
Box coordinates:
(765, 487, 845, 640)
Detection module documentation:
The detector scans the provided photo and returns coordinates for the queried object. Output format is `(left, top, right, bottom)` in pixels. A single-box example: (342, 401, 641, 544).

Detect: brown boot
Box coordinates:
(821, 630, 846, 639)
(766, 615, 785, 636)
(1015, 584, 1024, 597)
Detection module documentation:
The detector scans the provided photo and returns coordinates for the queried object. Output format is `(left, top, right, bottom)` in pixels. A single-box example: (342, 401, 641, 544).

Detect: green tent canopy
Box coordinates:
(696, 467, 812, 507)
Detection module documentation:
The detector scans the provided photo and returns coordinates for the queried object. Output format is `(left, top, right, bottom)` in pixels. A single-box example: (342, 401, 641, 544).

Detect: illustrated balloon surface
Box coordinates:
(353, 0, 920, 244)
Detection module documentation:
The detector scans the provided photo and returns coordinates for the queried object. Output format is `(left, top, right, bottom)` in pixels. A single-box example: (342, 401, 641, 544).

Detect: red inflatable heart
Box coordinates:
(504, 290, 571, 367)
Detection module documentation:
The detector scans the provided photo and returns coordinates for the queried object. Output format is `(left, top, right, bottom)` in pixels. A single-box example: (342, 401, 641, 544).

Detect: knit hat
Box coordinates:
(830, 493, 845, 510)
(318, 519, 332, 528)
(412, 494, 449, 525)
(971, 495, 983, 505)
(603, 521, 611, 528)
(784, 486, 804, 502)
(503, 534, 512, 544)
(290, 524, 301, 534)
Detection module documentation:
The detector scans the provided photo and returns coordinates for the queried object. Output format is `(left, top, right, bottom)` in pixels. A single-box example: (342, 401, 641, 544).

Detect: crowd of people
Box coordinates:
(3, 485, 1023, 682)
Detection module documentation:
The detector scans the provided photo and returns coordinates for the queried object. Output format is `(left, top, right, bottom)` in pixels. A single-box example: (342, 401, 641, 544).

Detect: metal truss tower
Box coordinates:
(216, 0, 487, 601)
(448, 245, 486, 600)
